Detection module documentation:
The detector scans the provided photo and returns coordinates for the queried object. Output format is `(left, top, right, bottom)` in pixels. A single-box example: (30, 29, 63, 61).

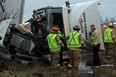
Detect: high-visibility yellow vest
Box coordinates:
(47, 33, 60, 52)
(104, 28, 113, 43)
(58, 31, 64, 38)
(68, 31, 81, 50)
(90, 30, 101, 45)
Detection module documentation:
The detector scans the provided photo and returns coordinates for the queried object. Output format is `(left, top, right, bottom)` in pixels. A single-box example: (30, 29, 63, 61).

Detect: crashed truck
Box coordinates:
(0, 0, 104, 64)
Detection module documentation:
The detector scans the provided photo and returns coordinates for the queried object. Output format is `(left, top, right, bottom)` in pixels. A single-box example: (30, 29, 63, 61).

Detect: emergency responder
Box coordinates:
(89, 24, 101, 66)
(113, 24, 116, 67)
(103, 23, 116, 60)
(114, 32, 116, 55)
(58, 29, 67, 66)
(67, 25, 84, 69)
(46, 26, 64, 68)
(113, 24, 116, 55)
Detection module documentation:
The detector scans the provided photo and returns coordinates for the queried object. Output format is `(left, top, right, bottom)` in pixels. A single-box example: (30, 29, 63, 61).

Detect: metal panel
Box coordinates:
(69, 0, 104, 50)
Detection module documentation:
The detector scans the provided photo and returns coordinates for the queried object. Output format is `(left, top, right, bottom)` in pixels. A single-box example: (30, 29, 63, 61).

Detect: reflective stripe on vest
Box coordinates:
(47, 34, 60, 51)
(68, 31, 81, 48)
(104, 28, 113, 43)
(90, 36, 96, 44)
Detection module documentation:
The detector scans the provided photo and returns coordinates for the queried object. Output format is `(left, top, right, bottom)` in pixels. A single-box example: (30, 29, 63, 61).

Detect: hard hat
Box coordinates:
(73, 25, 80, 30)
(108, 23, 113, 27)
(51, 26, 59, 32)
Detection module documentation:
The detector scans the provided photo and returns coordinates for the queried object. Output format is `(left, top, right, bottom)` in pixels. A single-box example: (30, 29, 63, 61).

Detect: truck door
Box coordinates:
(62, 6, 70, 37)
(47, 8, 65, 35)
(47, 7, 68, 50)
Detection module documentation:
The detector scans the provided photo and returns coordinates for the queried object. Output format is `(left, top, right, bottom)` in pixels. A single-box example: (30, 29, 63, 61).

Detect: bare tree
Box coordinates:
(109, 17, 116, 23)
(101, 17, 116, 26)
(101, 17, 109, 25)
(0, 1, 20, 22)
(0, 0, 6, 3)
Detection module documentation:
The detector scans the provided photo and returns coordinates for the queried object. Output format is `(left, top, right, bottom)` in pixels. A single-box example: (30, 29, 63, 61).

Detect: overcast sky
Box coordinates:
(23, 0, 116, 22)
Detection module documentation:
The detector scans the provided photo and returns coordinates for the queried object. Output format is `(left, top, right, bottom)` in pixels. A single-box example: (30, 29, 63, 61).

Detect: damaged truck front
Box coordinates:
(0, 0, 103, 64)
(0, 6, 66, 64)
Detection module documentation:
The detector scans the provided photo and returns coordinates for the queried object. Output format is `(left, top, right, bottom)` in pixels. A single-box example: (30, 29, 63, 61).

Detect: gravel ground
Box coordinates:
(0, 50, 115, 77)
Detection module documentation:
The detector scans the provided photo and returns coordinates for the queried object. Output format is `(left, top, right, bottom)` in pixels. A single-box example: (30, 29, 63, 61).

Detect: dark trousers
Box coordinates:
(93, 44, 100, 66)
(104, 43, 115, 57)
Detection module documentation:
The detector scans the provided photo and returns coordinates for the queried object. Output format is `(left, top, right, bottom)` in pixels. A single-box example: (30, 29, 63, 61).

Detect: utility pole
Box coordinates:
(106, 17, 109, 25)
(19, 0, 25, 23)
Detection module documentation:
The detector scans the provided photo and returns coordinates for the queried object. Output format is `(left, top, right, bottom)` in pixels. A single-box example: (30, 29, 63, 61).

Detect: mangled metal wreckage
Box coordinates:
(0, 0, 103, 64)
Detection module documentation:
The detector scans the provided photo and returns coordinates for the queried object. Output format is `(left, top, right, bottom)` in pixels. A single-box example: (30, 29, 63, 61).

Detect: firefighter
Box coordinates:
(114, 33, 116, 55)
(46, 26, 64, 68)
(67, 25, 84, 69)
(103, 23, 116, 60)
(113, 24, 116, 67)
(58, 29, 66, 66)
(113, 24, 116, 55)
(89, 24, 101, 66)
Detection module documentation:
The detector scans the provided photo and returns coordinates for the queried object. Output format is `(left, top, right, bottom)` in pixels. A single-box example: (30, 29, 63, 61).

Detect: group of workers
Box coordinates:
(14, 22, 116, 70)
(46, 25, 84, 69)
(90, 23, 116, 66)
(46, 22, 116, 69)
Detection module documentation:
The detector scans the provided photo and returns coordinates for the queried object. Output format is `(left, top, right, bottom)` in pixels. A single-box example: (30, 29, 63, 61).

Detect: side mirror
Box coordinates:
(0, 36, 2, 40)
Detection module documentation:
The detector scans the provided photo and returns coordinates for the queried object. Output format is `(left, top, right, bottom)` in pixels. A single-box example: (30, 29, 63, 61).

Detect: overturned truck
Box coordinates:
(0, 0, 104, 63)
